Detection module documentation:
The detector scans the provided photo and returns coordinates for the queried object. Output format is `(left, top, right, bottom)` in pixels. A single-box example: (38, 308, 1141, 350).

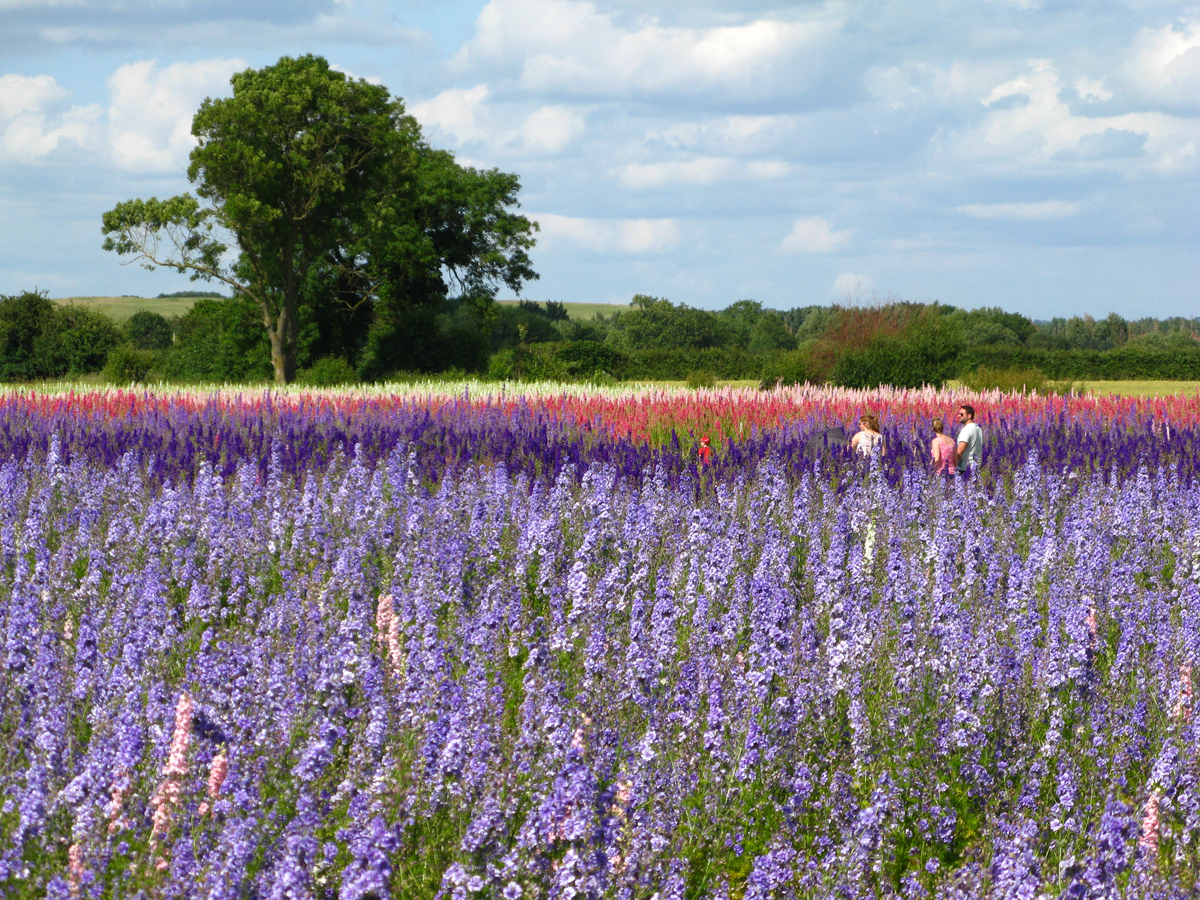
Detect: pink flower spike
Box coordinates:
(150, 692, 194, 845)
(1140, 789, 1162, 855)
(67, 843, 84, 896)
(207, 749, 229, 799)
(376, 593, 403, 676)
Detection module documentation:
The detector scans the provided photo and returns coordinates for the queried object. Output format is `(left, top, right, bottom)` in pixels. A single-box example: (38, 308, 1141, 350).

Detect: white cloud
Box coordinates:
(1074, 77, 1112, 102)
(535, 212, 680, 254)
(951, 59, 1200, 172)
(641, 114, 799, 160)
(865, 59, 1015, 109)
(105, 58, 244, 172)
(955, 200, 1079, 219)
(0, 73, 67, 117)
(1123, 19, 1200, 108)
(521, 105, 585, 153)
(453, 0, 840, 99)
(619, 156, 788, 189)
(620, 157, 733, 189)
(745, 160, 789, 179)
(780, 217, 851, 254)
(411, 85, 491, 145)
(413, 87, 586, 155)
(0, 73, 101, 163)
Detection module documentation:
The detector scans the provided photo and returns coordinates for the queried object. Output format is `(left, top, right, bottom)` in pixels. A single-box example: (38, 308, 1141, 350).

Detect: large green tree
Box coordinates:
(102, 54, 537, 383)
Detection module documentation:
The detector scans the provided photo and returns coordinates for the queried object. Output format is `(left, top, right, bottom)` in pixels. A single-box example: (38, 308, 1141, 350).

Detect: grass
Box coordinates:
(1077, 380, 1200, 397)
(55, 295, 203, 322)
(948, 378, 1200, 399)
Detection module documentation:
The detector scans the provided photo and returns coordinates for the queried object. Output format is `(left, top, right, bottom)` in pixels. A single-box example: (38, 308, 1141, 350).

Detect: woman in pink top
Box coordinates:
(930, 417, 956, 478)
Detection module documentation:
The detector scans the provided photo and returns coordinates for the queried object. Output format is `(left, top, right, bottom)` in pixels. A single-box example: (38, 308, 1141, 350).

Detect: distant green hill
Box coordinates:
(58, 296, 631, 323)
(54, 295, 208, 322)
(495, 300, 630, 320)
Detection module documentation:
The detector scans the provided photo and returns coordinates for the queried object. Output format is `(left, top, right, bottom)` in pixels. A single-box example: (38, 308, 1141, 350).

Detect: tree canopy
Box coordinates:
(102, 54, 537, 383)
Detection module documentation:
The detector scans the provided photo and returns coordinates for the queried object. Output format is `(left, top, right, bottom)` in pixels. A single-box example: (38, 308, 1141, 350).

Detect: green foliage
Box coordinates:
(554, 340, 628, 380)
(781, 305, 836, 342)
(759, 347, 819, 389)
(952, 306, 1035, 345)
(959, 344, 1200, 381)
(685, 369, 717, 389)
(490, 304, 560, 352)
(831, 310, 963, 389)
(293, 264, 374, 369)
(1029, 312, 1179, 351)
(102, 346, 160, 384)
(487, 345, 567, 381)
(748, 312, 796, 353)
(124, 310, 174, 350)
(161, 298, 272, 383)
(716, 299, 765, 349)
(488, 340, 631, 382)
(555, 318, 609, 343)
(1125, 331, 1200, 352)
(516, 299, 569, 322)
(359, 301, 490, 381)
(53, 306, 122, 375)
(296, 356, 360, 387)
(623, 347, 772, 381)
(0, 290, 61, 380)
(155, 290, 225, 299)
(0, 292, 121, 381)
(608, 295, 732, 351)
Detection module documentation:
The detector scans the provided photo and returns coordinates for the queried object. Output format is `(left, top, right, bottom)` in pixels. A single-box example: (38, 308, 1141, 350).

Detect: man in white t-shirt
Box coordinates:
(955, 404, 982, 476)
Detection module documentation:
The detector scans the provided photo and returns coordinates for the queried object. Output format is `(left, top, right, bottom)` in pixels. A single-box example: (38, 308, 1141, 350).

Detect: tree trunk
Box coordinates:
(270, 330, 290, 384)
(264, 299, 297, 384)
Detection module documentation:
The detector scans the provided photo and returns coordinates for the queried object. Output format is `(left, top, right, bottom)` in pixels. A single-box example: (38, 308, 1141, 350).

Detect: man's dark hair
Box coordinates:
(960, 404, 975, 419)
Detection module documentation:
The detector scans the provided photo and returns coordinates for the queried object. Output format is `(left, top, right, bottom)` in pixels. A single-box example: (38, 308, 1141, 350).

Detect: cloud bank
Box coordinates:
(0, 0, 1197, 315)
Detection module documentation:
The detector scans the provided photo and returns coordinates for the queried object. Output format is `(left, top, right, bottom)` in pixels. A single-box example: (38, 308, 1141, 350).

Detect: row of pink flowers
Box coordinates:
(4, 382, 1196, 443)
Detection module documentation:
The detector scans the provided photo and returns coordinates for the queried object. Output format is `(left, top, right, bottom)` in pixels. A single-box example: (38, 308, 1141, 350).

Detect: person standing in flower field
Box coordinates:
(930, 417, 956, 479)
(955, 404, 983, 478)
(850, 412, 884, 457)
(698, 435, 713, 466)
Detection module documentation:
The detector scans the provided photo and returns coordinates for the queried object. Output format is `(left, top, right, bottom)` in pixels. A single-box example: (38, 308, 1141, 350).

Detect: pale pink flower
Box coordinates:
(1140, 789, 1162, 854)
(570, 728, 587, 754)
(375, 594, 403, 675)
(106, 770, 130, 833)
(207, 749, 229, 798)
(198, 748, 229, 816)
(150, 692, 194, 842)
(1085, 606, 1098, 649)
(67, 843, 84, 896)
(612, 778, 633, 818)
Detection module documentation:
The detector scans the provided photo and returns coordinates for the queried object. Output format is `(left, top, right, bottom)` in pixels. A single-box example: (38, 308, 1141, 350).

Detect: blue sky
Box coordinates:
(1, 0, 1197, 318)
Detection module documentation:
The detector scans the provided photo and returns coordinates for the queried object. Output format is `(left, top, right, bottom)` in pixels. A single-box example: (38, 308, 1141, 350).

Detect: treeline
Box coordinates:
(3, 289, 1199, 387)
(489, 296, 1200, 388)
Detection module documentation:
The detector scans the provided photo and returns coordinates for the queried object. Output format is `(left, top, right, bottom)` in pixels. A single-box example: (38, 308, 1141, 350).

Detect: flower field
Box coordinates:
(2, 384, 1200, 898)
